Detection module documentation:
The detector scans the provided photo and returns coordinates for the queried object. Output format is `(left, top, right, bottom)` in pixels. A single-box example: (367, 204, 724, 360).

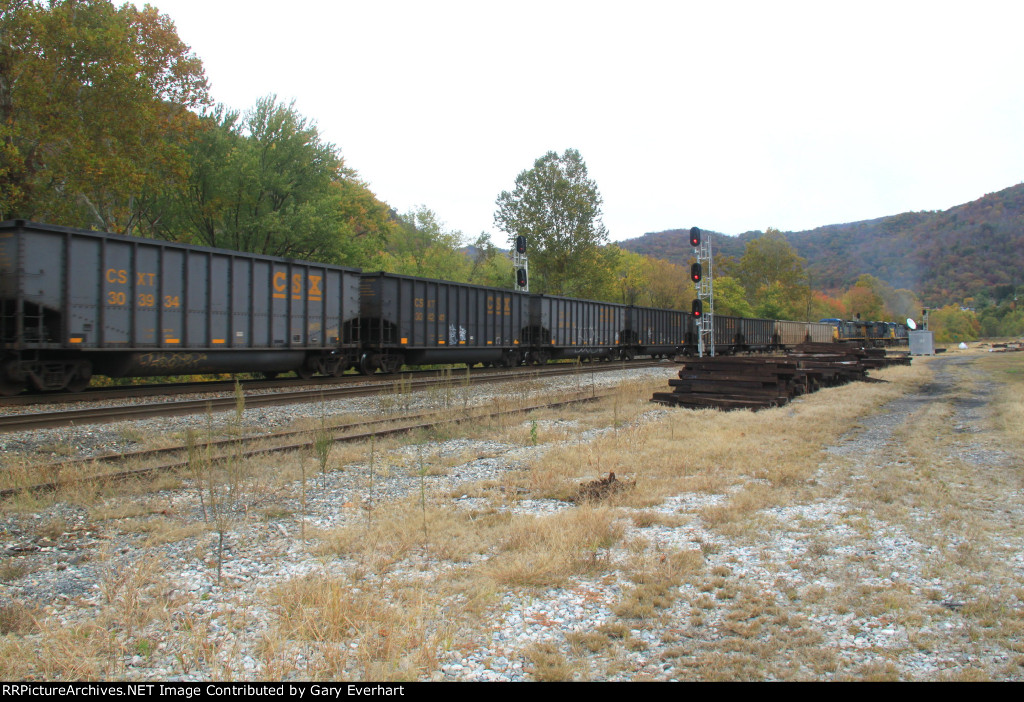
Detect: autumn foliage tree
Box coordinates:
(0, 0, 209, 231)
(929, 305, 981, 343)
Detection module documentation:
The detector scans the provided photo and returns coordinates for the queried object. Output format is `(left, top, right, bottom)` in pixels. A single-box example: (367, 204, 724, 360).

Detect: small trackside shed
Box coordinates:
(355, 272, 529, 372)
(0, 220, 361, 393)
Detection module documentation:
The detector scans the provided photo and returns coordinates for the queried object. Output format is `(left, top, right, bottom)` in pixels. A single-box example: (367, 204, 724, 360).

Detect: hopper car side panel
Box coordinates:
(624, 305, 687, 357)
(775, 320, 811, 347)
(805, 322, 835, 344)
(0, 220, 361, 392)
(736, 317, 775, 351)
(528, 295, 626, 362)
(713, 314, 742, 352)
(356, 272, 528, 371)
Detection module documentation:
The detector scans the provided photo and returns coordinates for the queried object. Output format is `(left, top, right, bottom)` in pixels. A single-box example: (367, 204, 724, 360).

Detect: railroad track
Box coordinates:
(0, 362, 622, 407)
(1, 387, 616, 498)
(0, 360, 666, 432)
(0, 375, 352, 407)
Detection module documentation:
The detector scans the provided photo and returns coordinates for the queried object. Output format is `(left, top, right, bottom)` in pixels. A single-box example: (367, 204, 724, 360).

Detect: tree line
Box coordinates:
(0, 2, 695, 307)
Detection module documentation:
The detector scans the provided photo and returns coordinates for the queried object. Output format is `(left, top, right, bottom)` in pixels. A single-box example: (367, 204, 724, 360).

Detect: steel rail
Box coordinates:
(1, 389, 615, 498)
(0, 361, 665, 432)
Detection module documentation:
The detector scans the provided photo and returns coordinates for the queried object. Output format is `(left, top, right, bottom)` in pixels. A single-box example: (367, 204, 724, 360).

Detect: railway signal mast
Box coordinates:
(690, 226, 714, 357)
(513, 235, 529, 292)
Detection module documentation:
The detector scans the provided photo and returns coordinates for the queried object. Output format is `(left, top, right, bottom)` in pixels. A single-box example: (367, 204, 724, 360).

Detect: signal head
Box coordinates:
(692, 299, 703, 318)
(689, 227, 701, 248)
(515, 235, 527, 254)
(690, 262, 702, 283)
(516, 268, 528, 288)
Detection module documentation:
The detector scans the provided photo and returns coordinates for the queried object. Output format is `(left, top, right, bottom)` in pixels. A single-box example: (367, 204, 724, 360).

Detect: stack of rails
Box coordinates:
(787, 342, 870, 388)
(653, 344, 912, 411)
(792, 342, 912, 371)
(651, 356, 804, 411)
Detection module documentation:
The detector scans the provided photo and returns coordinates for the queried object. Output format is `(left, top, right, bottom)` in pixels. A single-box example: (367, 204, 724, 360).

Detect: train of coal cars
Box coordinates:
(0, 220, 908, 395)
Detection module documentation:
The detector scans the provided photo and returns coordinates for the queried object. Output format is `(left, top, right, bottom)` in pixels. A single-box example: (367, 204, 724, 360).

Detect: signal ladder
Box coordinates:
(690, 227, 714, 358)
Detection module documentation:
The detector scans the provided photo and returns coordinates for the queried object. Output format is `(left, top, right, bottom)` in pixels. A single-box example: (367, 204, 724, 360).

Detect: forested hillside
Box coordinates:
(621, 184, 1024, 307)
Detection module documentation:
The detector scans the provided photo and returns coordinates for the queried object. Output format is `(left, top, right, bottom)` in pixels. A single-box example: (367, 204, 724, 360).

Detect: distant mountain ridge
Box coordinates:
(618, 183, 1024, 306)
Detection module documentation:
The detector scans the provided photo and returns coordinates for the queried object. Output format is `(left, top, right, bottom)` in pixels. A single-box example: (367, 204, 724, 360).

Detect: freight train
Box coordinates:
(818, 318, 911, 347)
(0, 220, 894, 395)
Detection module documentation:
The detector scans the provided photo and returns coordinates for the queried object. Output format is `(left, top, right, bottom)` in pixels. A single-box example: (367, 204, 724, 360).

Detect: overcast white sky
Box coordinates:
(134, 0, 1024, 243)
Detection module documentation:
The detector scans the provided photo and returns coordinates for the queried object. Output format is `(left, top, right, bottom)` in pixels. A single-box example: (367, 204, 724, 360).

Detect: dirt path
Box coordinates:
(687, 353, 1024, 680)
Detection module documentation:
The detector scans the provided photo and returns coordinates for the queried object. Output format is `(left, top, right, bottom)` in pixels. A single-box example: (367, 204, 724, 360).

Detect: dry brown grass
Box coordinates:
(0, 601, 39, 635)
(7, 356, 1024, 681)
(523, 641, 577, 681)
(268, 573, 455, 681)
(612, 549, 704, 619)
(483, 505, 625, 587)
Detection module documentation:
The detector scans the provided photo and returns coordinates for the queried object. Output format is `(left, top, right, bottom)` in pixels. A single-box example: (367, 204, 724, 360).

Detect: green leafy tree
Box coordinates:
(753, 281, 793, 320)
(976, 295, 1024, 338)
(712, 275, 756, 317)
(493, 148, 612, 297)
(738, 228, 807, 296)
(376, 206, 472, 281)
(466, 232, 515, 288)
(738, 228, 809, 318)
(0, 0, 209, 230)
(148, 97, 389, 264)
(327, 176, 397, 267)
(645, 257, 691, 309)
(611, 247, 650, 305)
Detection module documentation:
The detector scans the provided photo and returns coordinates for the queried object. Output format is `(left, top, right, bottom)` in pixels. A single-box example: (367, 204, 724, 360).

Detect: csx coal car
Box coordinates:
(1, 220, 902, 395)
(0, 220, 360, 394)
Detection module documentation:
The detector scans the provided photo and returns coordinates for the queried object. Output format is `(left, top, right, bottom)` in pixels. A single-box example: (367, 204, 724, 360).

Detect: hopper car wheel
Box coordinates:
(380, 356, 403, 374)
(358, 353, 375, 375)
(65, 361, 92, 393)
(295, 366, 315, 380)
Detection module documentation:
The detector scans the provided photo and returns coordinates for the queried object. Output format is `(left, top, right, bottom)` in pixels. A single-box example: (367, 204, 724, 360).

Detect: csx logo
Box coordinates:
(486, 295, 512, 315)
(273, 272, 323, 301)
(106, 269, 158, 286)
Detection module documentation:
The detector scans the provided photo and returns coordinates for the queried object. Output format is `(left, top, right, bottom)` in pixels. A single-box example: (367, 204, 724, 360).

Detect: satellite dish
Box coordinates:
(907, 318, 917, 330)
